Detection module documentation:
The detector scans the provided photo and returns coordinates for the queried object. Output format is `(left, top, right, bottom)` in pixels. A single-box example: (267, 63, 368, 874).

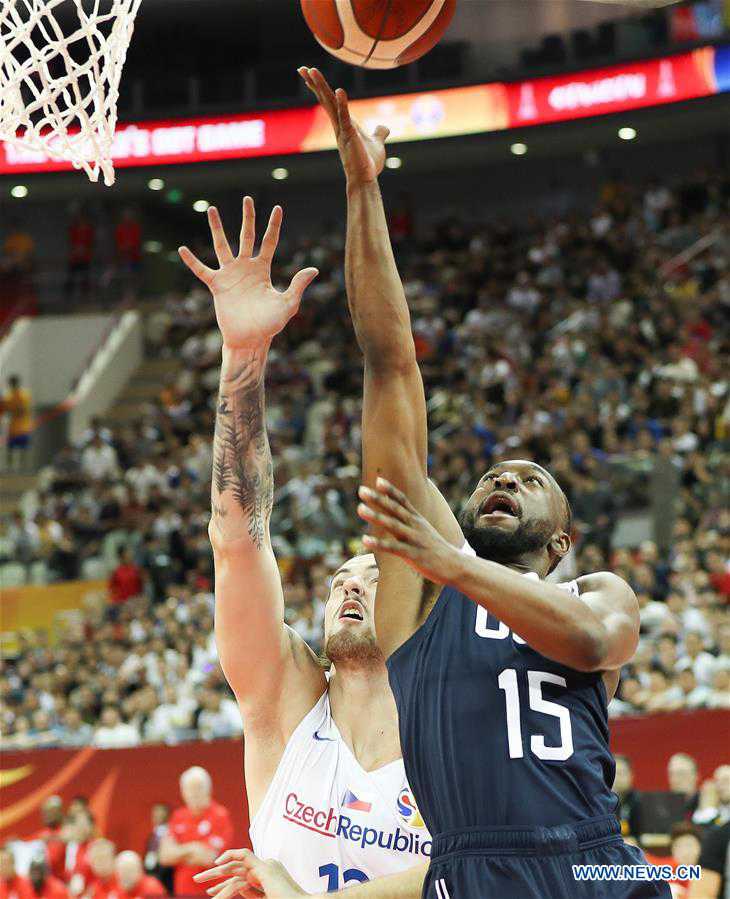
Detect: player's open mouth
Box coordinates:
(338, 600, 364, 622)
(479, 492, 520, 518)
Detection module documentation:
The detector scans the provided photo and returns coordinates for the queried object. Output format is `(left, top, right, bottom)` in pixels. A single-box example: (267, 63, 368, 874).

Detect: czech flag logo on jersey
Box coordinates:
(397, 788, 425, 828)
(341, 789, 373, 813)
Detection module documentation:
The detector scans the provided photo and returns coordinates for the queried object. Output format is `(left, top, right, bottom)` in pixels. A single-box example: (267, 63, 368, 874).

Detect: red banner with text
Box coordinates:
(0, 46, 724, 178)
(1, 711, 727, 855)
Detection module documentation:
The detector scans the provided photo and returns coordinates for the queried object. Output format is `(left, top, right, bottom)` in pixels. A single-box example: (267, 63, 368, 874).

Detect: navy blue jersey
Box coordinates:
(386, 575, 619, 834)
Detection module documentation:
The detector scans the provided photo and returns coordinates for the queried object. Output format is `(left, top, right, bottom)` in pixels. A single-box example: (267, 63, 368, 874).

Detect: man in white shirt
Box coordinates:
(92, 707, 140, 748)
(81, 435, 118, 481)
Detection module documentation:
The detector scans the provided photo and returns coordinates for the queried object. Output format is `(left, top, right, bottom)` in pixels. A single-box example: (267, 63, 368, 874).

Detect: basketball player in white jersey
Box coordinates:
(177, 198, 431, 896)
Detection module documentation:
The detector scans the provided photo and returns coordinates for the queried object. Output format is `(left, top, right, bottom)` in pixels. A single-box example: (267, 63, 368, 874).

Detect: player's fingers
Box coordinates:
(335, 87, 353, 132)
(357, 503, 414, 541)
(258, 205, 283, 263)
(358, 484, 412, 525)
(362, 533, 413, 557)
(178, 246, 214, 284)
(373, 124, 390, 143)
(376, 476, 418, 514)
(239, 195, 255, 258)
(213, 849, 253, 866)
(309, 68, 339, 126)
(207, 206, 235, 266)
(284, 267, 319, 310)
(207, 877, 248, 899)
(204, 879, 231, 896)
(194, 861, 245, 882)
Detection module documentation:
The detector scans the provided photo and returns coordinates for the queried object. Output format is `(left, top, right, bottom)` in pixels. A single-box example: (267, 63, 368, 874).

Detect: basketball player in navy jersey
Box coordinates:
(288, 67, 671, 899)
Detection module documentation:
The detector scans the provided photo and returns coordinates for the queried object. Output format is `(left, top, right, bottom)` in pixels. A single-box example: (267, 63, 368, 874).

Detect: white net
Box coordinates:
(0, 0, 142, 185)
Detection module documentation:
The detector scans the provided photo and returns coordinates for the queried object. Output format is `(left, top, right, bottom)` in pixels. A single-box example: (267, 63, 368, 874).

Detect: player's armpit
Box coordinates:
(575, 571, 640, 671)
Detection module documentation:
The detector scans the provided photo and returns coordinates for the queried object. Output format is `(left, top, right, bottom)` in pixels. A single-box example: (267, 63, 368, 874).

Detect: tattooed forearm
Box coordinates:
(211, 347, 273, 549)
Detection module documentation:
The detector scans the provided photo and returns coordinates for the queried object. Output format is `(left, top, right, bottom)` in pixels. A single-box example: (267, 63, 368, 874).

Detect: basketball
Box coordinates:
(300, 0, 456, 69)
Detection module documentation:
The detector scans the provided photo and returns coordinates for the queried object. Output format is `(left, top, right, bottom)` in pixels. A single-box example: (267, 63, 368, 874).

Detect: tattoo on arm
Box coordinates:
(211, 351, 273, 549)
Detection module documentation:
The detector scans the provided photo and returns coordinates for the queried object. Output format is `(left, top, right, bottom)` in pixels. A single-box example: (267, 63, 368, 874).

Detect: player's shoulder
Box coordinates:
(574, 570, 638, 608)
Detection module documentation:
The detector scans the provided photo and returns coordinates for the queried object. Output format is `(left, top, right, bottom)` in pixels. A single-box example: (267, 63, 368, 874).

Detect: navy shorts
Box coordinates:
(424, 816, 672, 899)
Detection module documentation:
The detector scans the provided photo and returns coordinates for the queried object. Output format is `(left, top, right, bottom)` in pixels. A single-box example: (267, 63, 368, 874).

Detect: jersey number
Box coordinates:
(319, 863, 369, 892)
(497, 668, 574, 761)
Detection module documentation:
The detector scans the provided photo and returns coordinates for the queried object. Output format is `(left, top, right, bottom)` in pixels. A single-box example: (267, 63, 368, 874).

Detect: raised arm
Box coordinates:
(299, 68, 462, 656)
(358, 479, 639, 673)
(178, 199, 324, 733)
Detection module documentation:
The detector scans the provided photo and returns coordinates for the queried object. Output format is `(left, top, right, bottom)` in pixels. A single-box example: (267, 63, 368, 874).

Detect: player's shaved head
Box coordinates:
(180, 766, 212, 812)
(115, 851, 143, 892)
(460, 459, 572, 575)
(89, 839, 116, 878)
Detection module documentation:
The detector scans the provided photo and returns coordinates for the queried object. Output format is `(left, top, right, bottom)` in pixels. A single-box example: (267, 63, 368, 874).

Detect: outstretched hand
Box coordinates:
(194, 849, 309, 899)
(298, 66, 389, 188)
(179, 197, 318, 349)
(358, 478, 463, 586)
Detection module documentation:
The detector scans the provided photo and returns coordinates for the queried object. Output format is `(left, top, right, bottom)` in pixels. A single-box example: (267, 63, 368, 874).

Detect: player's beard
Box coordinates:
(325, 629, 382, 667)
(458, 506, 554, 564)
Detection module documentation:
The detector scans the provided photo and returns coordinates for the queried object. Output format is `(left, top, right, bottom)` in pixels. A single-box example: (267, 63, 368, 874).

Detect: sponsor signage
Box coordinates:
(0, 45, 726, 177)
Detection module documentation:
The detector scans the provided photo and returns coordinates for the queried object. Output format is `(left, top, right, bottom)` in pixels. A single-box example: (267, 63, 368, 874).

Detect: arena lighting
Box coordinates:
(143, 240, 162, 253)
(193, 199, 209, 212)
(148, 177, 165, 190)
(510, 142, 528, 156)
(10, 184, 28, 197)
(618, 126, 637, 140)
(272, 167, 288, 180)
(385, 156, 402, 169)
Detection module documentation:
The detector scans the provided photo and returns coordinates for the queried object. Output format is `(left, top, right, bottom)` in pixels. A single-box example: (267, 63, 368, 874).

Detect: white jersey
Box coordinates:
(250, 691, 431, 893)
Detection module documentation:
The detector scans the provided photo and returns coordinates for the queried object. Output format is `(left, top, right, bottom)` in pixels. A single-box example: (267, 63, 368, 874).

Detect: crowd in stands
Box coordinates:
(1, 757, 729, 898)
(1, 167, 729, 753)
(0, 766, 234, 899)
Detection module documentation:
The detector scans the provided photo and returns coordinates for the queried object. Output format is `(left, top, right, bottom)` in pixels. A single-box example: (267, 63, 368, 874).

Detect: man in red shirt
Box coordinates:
(159, 768, 233, 897)
(114, 853, 165, 899)
(85, 840, 116, 899)
(64, 210, 94, 303)
(65, 810, 95, 894)
(30, 797, 66, 882)
(108, 548, 144, 606)
(0, 853, 69, 899)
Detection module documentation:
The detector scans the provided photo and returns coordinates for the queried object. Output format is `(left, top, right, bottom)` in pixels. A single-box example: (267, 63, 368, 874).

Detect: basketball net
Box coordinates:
(0, 0, 142, 186)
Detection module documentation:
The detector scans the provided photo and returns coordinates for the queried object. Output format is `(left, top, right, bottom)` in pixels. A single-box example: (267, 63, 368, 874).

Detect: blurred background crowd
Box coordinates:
(2, 165, 728, 753)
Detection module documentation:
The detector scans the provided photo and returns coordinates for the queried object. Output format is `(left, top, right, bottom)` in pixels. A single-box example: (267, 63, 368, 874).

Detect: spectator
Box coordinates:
(159, 767, 233, 897)
(64, 211, 95, 304)
(694, 820, 730, 899)
(92, 708, 140, 749)
(85, 840, 116, 899)
(1, 219, 35, 275)
(114, 210, 141, 276)
(80, 435, 118, 483)
(143, 805, 173, 895)
(0, 847, 21, 899)
(668, 753, 701, 821)
(613, 755, 642, 841)
(114, 852, 165, 899)
(195, 690, 242, 741)
(30, 797, 66, 882)
(65, 810, 96, 896)
(1, 375, 33, 472)
(108, 548, 144, 607)
(646, 823, 702, 898)
(694, 766, 730, 828)
(2, 856, 69, 899)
